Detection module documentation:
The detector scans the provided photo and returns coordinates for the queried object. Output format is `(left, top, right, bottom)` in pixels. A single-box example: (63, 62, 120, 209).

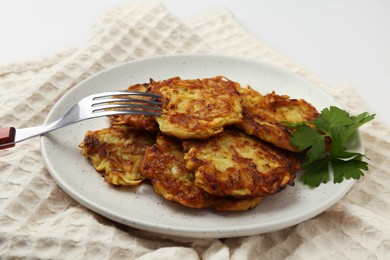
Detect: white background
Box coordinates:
(1, 0, 389, 124)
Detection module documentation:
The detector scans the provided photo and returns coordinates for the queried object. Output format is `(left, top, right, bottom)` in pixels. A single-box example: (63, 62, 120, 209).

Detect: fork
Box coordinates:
(0, 91, 162, 150)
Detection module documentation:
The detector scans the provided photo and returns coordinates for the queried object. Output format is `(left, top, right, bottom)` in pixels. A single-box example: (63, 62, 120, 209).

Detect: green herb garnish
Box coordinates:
(286, 106, 375, 187)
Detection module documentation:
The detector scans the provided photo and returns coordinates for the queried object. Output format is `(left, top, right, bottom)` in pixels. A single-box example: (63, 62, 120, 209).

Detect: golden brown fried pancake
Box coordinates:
(79, 125, 155, 186)
(152, 76, 243, 139)
(109, 83, 159, 132)
(237, 88, 319, 152)
(141, 134, 262, 211)
(80, 76, 319, 212)
(183, 128, 299, 198)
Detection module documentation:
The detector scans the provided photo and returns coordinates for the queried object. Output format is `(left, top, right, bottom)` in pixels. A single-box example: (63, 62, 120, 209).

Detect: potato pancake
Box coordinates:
(79, 125, 155, 186)
(79, 75, 320, 213)
(183, 128, 299, 198)
(109, 82, 159, 132)
(152, 76, 243, 139)
(237, 87, 319, 152)
(141, 134, 262, 211)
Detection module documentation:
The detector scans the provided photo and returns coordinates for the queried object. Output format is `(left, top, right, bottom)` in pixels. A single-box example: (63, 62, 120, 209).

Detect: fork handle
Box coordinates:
(0, 127, 16, 150)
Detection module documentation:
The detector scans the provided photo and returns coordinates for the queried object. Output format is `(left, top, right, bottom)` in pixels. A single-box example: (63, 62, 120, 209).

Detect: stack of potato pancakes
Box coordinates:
(79, 76, 318, 211)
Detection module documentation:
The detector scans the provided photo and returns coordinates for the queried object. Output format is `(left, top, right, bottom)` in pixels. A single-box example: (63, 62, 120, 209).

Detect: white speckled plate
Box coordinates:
(41, 54, 360, 238)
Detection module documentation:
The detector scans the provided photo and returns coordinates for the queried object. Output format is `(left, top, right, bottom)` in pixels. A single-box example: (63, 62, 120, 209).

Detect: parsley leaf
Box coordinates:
(313, 106, 353, 136)
(337, 112, 376, 146)
(288, 107, 374, 187)
(290, 125, 325, 162)
(329, 141, 361, 160)
(332, 157, 368, 183)
(301, 157, 330, 187)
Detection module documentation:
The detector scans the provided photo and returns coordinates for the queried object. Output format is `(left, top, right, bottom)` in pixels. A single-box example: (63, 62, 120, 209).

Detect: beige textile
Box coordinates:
(1, 1, 389, 259)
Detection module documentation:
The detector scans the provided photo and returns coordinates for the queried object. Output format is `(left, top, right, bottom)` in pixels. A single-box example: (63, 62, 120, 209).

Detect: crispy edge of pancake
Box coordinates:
(79, 125, 156, 186)
(153, 76, 243, 139)
(183, 128, 299, 198)
(141, 134, 262, 211)
(109, 83, 159, 132)
(237, 87, 319, 152)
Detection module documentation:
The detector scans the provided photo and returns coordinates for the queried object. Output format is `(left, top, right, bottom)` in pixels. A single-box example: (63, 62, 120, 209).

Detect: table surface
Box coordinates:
(1, 0, 389, 125)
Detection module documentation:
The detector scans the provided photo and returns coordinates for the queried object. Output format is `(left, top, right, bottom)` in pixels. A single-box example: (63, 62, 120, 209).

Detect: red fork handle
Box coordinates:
(0, 127, 16, 149)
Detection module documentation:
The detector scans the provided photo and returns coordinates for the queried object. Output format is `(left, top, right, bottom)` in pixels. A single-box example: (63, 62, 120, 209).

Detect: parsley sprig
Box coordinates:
(286, 106, 375, 187)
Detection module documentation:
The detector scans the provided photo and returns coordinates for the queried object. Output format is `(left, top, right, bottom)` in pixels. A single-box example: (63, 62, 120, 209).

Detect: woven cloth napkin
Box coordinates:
(1, 1, 389, 259)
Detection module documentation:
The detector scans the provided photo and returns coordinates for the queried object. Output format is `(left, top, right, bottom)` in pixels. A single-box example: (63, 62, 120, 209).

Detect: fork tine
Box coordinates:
(93, 103, 162, 112)
(92, 97, 161, 106)
(93, 110, 161, 117)
(91, 91, 162, 100)
(90, 90, 162, 117)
